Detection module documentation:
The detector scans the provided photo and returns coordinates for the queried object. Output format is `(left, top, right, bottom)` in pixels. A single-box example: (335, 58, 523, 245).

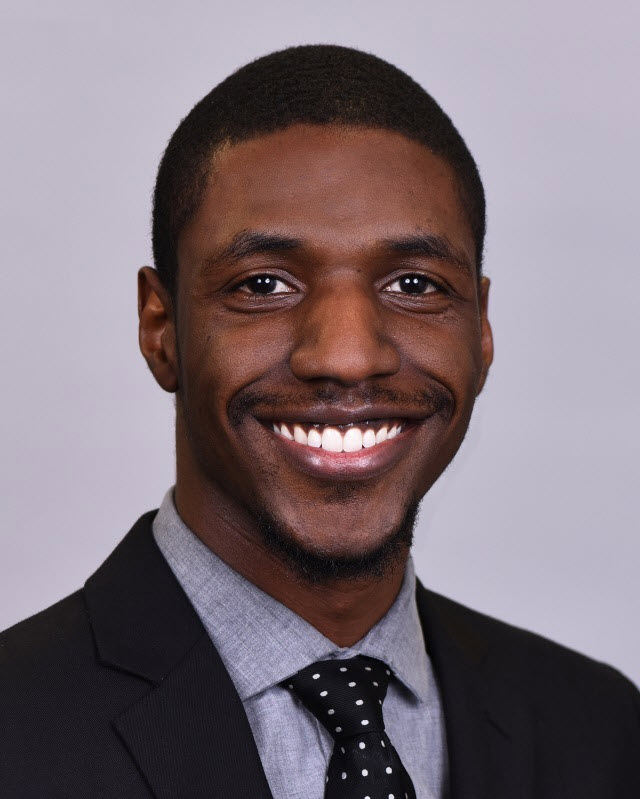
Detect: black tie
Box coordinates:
(284, 655, 417, 799)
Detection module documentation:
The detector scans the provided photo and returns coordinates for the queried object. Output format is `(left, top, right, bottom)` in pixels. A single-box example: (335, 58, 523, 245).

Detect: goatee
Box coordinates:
(255, 499, 420, 584)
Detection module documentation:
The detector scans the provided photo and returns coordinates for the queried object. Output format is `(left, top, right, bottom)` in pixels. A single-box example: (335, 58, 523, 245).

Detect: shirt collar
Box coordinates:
(153, 488, 431, 705)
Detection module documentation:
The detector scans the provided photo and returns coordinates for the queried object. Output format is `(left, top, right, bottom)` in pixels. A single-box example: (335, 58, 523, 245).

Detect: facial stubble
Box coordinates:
(255, 490, 420, 584)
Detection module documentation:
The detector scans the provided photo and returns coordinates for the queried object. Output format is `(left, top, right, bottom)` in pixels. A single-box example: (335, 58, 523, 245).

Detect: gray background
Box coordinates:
(1, 1, 638, 685)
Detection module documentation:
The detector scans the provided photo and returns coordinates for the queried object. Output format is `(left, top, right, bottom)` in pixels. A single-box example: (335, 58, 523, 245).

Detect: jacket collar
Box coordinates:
(84, 512, 274, 799)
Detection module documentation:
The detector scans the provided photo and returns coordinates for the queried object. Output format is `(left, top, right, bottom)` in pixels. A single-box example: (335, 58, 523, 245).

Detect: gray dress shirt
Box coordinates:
(153, 488, 448, 799)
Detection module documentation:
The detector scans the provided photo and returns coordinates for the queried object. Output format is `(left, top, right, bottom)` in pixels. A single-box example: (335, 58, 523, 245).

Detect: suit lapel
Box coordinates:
(113, 634, 273, 799)
(84, 513, 273, 799)
(416, 583, 534, 799)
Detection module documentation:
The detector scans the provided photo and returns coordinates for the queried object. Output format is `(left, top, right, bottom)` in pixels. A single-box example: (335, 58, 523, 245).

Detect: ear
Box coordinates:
(476, 276, 494, 395)
(138, 266, 179, 393)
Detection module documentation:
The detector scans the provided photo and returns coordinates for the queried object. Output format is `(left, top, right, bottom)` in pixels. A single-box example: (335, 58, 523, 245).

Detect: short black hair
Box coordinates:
(152, 44, 485, 296)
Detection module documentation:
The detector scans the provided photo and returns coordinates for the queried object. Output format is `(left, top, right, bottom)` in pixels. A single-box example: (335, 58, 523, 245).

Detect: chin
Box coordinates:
(255, 498, 420, 583)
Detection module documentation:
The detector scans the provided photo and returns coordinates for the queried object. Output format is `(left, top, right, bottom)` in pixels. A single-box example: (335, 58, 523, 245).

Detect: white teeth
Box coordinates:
(343, 427, 363, 452)
(321, 427, 343, 452)
(293, 424, 308, 445)
(273, 420, 406, 450)
(362, 429, 376, 448)
(362, 428, 376, 449)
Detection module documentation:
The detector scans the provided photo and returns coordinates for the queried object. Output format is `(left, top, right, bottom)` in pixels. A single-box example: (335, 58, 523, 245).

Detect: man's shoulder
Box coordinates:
(0, 581, 155, 795)
(0, 590, 92, 677)
(0, 509, 162, 688)
(419, 583, 640, 722)
(0, 588, 135, 709)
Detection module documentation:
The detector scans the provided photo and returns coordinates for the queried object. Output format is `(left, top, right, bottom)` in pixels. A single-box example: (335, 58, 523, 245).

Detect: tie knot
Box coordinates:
(284, 655, 392, 741)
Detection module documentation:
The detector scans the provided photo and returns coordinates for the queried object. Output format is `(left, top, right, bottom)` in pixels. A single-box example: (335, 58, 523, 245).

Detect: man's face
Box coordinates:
(166, 125, 492, 565)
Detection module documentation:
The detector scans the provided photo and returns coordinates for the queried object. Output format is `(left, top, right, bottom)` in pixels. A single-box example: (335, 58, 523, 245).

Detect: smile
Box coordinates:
(271, 419, 407, 453)
(256, 414, 429, 482)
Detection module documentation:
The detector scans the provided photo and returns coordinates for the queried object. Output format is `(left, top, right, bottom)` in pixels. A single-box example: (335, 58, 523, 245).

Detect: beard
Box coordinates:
(254, 497, 420, 584)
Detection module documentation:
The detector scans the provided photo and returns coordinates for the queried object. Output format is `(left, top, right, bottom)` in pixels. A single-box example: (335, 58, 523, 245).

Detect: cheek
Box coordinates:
(182, 313, 292, 407)
(395, 313, 482, 405)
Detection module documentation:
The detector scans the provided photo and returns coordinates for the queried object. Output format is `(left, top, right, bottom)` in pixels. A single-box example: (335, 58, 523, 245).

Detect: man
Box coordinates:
(1, 44, 638, 798)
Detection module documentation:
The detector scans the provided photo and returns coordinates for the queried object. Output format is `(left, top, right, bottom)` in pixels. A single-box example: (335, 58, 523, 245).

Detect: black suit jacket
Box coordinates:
(1, 511, 639, 798)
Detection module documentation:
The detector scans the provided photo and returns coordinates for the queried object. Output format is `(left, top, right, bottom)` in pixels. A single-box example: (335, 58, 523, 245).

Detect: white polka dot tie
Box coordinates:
(284, 655, 416, 799)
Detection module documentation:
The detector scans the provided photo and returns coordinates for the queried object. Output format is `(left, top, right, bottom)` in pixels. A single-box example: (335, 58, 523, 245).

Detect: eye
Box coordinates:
(236, 274, 294, 295)
(384, 274, 439, 295)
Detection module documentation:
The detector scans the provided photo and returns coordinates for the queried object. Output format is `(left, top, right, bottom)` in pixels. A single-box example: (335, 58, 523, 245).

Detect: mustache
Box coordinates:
(228, 382, 454, 426)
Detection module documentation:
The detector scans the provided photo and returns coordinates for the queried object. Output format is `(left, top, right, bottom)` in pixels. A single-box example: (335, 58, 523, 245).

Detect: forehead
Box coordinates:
(178, 124, 474, 266)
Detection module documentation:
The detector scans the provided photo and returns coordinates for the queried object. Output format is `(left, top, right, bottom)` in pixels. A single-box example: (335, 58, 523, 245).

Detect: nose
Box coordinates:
(289, 280, 401, 384)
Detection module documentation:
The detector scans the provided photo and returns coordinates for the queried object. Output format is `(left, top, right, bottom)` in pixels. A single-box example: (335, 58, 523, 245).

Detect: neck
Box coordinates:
(173, 477, 408, 648)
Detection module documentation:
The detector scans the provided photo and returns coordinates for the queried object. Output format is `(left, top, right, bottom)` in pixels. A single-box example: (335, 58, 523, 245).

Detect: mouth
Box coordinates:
(248, 412, 431, 482)
(269, 418, 414, 453)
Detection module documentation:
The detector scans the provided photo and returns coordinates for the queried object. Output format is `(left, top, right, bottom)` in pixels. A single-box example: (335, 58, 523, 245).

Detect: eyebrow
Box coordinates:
(384, 233, 472, 272)
(202, 230, 303, 274)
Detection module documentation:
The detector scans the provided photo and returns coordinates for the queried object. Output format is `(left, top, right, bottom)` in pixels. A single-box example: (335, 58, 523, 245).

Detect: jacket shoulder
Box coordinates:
(419, 584, 640, 746)
(420, 584, 639, 694)
(0, 568, 157, 796)
(419, 586, 640, 793)
(0, 590, 93, 676)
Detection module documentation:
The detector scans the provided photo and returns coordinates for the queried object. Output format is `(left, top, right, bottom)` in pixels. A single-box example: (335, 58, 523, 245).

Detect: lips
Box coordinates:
(237, 408, 435, 483)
